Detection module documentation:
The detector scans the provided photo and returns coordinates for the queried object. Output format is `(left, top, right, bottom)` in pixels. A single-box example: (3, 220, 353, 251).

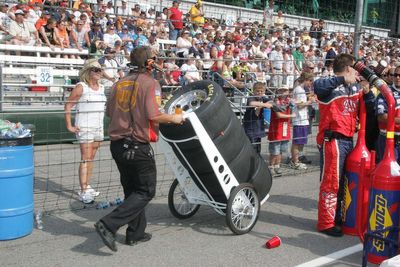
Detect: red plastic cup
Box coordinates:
(265, 236, 281, 249)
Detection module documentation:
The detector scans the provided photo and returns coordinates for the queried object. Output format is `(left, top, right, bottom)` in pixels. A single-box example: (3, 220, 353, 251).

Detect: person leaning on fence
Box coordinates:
(314, 54, 374, 237)
(243, 82, 274, 154)
(64, 58, 107, 204)
(289, 72, 315, 170)
(268, 85, 295, 176)
(94, 46, 185, 252)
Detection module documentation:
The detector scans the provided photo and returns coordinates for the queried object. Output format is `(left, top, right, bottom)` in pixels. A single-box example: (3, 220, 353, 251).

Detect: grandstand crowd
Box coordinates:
(1, 0, 400, 88)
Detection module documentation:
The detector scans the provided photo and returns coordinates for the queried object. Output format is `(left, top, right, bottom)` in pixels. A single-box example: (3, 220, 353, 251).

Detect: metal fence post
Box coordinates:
(0, 63, 3, 112)
(353, 0, 364, 59)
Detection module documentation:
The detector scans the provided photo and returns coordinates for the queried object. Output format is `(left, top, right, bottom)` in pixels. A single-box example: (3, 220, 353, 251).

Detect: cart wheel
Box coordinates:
(226, 183, 260, 235)
(168, 179, 200, 219)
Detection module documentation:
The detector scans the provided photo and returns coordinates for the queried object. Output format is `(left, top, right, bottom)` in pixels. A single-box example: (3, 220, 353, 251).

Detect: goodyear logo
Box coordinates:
(206, 83, 214, 101)
(369, 194, 393, 252)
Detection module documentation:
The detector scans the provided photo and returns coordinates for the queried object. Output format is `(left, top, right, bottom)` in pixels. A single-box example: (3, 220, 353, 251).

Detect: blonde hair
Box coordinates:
(79, 68, 92, 84)
(79, 58, 102, 85)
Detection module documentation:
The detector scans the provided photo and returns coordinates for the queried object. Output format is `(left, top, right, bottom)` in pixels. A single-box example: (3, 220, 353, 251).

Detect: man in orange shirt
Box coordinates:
(35, 10, 51, 30)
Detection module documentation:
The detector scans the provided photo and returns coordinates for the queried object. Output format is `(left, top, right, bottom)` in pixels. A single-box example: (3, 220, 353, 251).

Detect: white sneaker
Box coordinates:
(78, 191, 94, 204)
(290, 161, 308, 170)
(87, 185, 100, 197)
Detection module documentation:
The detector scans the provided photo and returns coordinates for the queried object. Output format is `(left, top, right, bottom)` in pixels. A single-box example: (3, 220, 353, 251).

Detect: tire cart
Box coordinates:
(159, 81, 272, 234)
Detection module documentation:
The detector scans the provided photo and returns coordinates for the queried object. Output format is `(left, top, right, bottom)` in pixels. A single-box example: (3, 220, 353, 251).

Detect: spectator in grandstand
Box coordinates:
(92, 0, 104, 13)
(314, 54, 374, 237)
(118, 25, 134, 53)
(132, 27, 149, 47)
(148, 32, 159, 55)
(71, 19, 90, 50)
(152, 15, 167, 37)
(114, 40, 128, 68)
(64, 58, 106, 204)
(268, 85, 295, 175)
(176, 30, 192, 65)
(88, 21, 104, 43)
(96, 9, 108, 32)
(38, 17, 57, 50)
(168, 0, 183, 40)
(136, 11, 148, 29)
(180, 54, 202, 84)
(221, 53, 245, 89)
(99, 47, 122, 91)
(0, 3, 11, 35)
(325, 41, 338, 67)
(131, 3, 141, 18)
(274, 10, 285, 30)
(35, 10, 51, 31)
(116, 0, 129, 17)
(94, 46, 184, 252)
(289, 72, 315, 170)
(232, 59, 250, 82)
(189, 0, 204, 27)
(283, 47, 296, 88)
(270, 44, 284, 88)
(103, 24, 122, 48)
(163, 52, 180, 85)
(243, 82, 274, 153)
(54, 20, 74, 57)
(263, 0, 274, 30)
(9, 9, 41, 46)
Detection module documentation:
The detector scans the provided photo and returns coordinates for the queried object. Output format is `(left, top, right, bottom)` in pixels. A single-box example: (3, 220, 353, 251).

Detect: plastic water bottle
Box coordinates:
(110, 198, 123, 206)
(64, 76, 72, 90)
(96, 201, 110, 209)
(35, 210, 43, 230)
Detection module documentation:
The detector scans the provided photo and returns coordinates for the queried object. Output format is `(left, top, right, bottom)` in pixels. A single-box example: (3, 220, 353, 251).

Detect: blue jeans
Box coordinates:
(376, 134, 400, 163)
(169, 29, 181, 40)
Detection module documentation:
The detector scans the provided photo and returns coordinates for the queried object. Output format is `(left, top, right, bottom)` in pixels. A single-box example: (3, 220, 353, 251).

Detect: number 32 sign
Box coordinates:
(36, 66, 54, 85)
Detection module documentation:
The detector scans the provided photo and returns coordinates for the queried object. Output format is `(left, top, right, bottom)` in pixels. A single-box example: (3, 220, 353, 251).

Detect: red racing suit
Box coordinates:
(314, 76, 375, 231)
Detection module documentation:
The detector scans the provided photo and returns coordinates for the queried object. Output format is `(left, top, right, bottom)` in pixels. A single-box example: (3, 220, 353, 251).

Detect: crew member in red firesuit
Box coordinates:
(314, 54, 375, 237)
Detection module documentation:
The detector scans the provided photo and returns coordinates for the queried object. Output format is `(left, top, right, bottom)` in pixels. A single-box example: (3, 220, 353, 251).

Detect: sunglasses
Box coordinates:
(91, 67, 102, 73)
(391, 73, 400, 78)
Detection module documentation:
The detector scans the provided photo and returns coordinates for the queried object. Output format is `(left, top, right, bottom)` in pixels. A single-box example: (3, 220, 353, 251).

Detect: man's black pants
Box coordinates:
(101, 139, 156, 240)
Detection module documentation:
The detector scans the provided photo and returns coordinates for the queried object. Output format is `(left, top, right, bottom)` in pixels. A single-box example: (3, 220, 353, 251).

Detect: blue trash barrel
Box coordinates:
(0, 137, 34, 240)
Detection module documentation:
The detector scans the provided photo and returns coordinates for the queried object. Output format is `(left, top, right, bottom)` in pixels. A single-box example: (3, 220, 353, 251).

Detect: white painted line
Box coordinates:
(294, 243, 363, 267)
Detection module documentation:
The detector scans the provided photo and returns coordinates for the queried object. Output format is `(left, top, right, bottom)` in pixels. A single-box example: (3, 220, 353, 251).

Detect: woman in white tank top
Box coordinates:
(65, 58, 107, 204)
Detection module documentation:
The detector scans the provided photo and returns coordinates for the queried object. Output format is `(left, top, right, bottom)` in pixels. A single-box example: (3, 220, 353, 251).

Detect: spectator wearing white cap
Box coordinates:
(8, 9, 40, 46)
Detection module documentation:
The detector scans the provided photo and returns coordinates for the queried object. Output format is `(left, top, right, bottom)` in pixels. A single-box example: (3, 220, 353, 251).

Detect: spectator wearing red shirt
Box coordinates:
(268, 86, 295, 175)
(168, 0, 183, 40)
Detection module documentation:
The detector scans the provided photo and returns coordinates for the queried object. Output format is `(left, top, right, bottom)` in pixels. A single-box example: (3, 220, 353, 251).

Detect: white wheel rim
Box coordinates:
(230, 187, 259, 232)
(173, 183, 198, 216)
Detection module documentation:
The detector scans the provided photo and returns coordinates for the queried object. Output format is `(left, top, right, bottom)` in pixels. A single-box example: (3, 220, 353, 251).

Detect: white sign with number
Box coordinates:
(36, 66, 53, 85)
(225, 14, 236, 27)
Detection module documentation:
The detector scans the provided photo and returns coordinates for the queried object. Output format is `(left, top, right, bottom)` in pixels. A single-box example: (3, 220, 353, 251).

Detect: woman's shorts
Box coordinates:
(76, 127, 104, 143)
(268, 140, 289, 156)
(292, 125, 309, 145)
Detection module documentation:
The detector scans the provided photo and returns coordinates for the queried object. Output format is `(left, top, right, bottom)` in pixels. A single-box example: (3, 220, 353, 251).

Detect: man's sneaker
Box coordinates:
(78, 191, 94, 204)
(285, 157, 292, 164)
(94, 221, 117, 251)
(87, 185, 100, 197)
(290, 161, 308, 170)
(126, 232, 152, 246)
(268, 166, 275, 175)
(299, 155, 312, 164)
